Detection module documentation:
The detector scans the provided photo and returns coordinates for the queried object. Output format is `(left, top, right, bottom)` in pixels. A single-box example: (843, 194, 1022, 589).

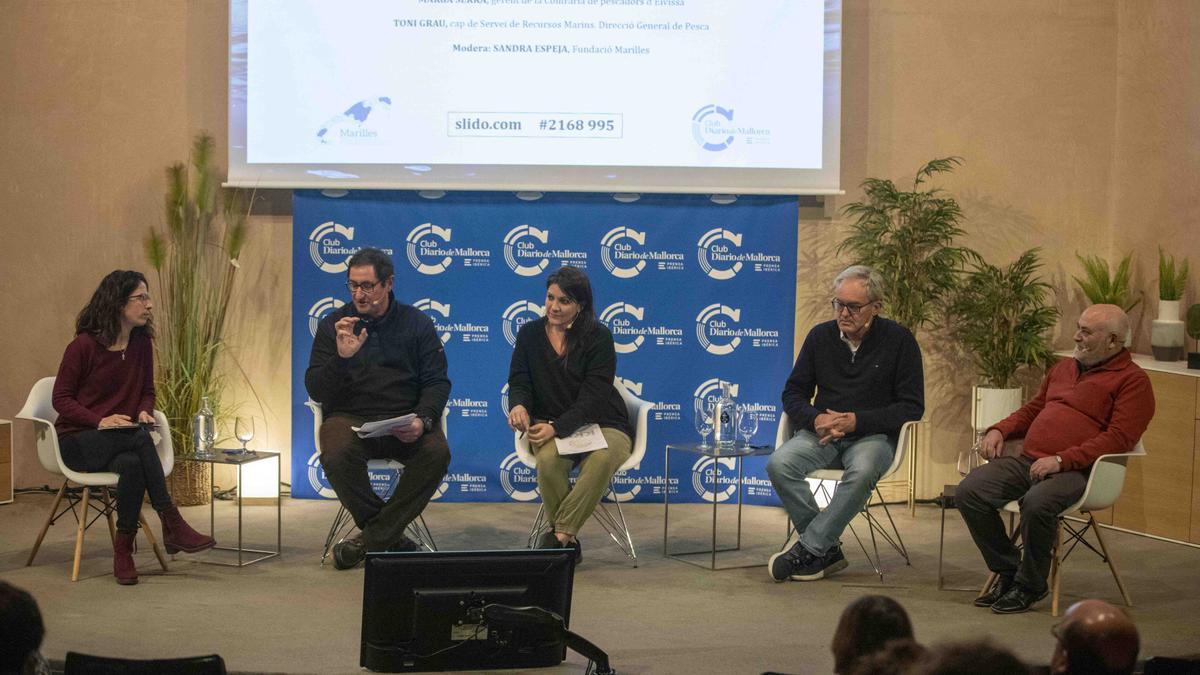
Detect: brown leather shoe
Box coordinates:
(159, 505, 216, 554)
(113, 530, 139, 585)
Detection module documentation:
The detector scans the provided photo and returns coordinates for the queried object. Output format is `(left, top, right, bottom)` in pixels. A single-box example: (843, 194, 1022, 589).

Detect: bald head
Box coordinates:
(1051, 599, 1139, 675)
(1073, 304, 1129, 366)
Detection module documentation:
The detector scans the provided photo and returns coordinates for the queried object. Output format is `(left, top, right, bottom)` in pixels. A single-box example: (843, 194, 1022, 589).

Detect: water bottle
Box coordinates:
(713, 381, 737, 449)
(192, 396, 215, 458)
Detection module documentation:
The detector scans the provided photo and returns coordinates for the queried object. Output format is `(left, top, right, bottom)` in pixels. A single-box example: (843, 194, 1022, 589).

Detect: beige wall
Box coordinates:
(1, 1, 1196, 499)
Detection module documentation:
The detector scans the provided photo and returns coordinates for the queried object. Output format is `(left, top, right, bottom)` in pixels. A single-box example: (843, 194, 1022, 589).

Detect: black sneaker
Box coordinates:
(332, 534, 366, 570)
(768, 541, 817, 582)
(789, 545, 848, 581)
(568, 538, 581, 564)
(974, 575, 1015, 608)
(389, 535, 419, 553)
(537, 531, 562, 549)
(990, 584, 1049, 614)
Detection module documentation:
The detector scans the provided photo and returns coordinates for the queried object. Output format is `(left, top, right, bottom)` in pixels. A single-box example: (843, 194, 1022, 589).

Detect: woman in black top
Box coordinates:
(506, 266, 632, 555)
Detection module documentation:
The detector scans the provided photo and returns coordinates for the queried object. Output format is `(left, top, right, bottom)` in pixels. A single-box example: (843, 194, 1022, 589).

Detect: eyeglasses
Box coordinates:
(347, 280, 385, 294)
(831, 299, 875, 316)
(127, 293, 152, 304)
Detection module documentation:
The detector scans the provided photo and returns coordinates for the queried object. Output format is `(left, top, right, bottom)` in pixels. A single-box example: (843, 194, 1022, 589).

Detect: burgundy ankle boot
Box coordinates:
(160, 505, 216, 554)
(113, 530, 139, 585)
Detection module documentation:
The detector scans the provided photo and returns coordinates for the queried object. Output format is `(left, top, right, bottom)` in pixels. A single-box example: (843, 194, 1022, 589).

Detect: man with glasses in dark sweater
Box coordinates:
(767, 265, 924, 582)
(306, 248, 451, 570)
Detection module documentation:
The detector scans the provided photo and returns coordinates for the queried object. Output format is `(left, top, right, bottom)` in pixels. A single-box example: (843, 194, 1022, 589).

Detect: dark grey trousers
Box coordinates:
(318, 413, 450, 550)
(956, 454, 1087, 594)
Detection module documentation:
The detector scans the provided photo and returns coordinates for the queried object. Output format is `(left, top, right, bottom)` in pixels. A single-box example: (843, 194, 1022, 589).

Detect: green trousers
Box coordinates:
(533, 427, 632, 537)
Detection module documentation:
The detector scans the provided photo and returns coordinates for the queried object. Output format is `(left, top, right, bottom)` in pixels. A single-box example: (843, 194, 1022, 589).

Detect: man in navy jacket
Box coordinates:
(767, 265, 924, 582)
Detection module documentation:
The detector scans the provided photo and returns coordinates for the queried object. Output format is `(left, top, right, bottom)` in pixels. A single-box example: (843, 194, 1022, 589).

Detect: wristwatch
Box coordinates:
(420, 416, 434, 434)
(1054, 455, 1063, 466)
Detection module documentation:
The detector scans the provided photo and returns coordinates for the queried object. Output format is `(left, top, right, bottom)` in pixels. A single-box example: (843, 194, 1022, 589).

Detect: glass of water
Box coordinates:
(234, 416, 255, 454)
(736, 405, 758, 447)
(693, 399, 714, 449)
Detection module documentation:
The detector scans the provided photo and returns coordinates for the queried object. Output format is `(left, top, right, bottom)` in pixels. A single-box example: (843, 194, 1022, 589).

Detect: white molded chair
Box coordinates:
(981, 439, 1146, 617)
(306, 400, 444, 563)
(513, 378, 654, 567)
(17, 376, 172, 581)
(775, 412, 915, 579)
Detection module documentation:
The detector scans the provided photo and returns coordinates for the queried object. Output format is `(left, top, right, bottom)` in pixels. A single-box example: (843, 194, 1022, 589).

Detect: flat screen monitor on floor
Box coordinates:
(361, 549, 576, 672)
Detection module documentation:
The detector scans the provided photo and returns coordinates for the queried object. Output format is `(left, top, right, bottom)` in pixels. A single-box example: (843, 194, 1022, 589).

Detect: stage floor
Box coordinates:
(2, 493, 1199, 674)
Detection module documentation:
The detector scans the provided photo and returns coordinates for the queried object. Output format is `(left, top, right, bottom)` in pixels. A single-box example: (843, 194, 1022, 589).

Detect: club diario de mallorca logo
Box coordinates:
(309, 222, 357, 273)
(599, 301, 684, 354)
(307, 297, 345, 337)
(696, 303, 742, 355)
(501, 300, 544, 347)
(692, 104, 736, 152)
(499, 452, 540, 502)
(694, 378, 739, 410)
(599, 226, 685, 278)
(305, 451, 338, 499)
(692, 456, 739, 502)
(697, 227, 783, 280)
(503, 224, 588, 277)
(413, 298, 452, 344)
(406, 223, 453, 275)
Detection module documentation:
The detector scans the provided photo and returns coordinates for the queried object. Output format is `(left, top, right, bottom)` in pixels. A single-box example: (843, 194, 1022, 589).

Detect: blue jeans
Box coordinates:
(766, 429, 895, 556)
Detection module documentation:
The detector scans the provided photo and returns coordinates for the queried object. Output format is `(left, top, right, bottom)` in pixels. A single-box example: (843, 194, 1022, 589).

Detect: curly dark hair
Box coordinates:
(75, 270, 154, 346)
(0, 580, 44, 674)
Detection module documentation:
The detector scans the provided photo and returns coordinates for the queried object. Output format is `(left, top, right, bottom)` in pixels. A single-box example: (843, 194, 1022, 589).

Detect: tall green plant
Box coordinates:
(1158, 247, 1189, 301)
(838, 157, 976, 330)
(1188, 304, 1200, 342)
(947, 249, 1060, 388)
(144, 133, 248, 457)
(1073, 252, 1140, 312)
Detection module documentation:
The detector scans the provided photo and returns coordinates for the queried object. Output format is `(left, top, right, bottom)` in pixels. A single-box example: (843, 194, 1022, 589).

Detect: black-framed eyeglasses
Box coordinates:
(347, 280, 385, 294)
(831, 299, 875, 316)
(127, 293, 152, 304)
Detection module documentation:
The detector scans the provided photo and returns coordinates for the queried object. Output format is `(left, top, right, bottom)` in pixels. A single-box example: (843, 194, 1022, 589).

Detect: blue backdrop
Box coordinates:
(291, 190, 797, 505)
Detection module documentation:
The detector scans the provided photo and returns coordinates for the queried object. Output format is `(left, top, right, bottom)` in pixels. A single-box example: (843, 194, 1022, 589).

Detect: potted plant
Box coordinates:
(838, 157, 976, 331)
(1072, 252, 1140, 346)
(144, 133, 249, 505)
(947, 249, 1060, 445)
(1188, 304, 1200, 370)
(1151, 248, 1188, 361)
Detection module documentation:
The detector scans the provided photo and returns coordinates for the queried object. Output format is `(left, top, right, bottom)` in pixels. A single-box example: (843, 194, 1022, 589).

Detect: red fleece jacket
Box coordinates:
(989, 350, 1154, 472)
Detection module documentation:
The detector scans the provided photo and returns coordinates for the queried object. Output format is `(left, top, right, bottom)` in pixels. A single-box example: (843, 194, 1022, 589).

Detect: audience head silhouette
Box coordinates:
(831, 595, 915, 673)
(0, 581, 45, 675)
(921, 639, 1028, 675)
(1051, 599, 1139, 675)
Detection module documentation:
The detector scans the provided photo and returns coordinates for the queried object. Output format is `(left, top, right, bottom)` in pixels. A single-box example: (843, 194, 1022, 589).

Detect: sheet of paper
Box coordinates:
(352, 414, 417, 439)
(555, 423, 608, 456)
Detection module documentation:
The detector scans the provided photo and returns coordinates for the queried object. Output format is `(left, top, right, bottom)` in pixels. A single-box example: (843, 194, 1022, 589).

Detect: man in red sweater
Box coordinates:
(958, 304, 1154, 614)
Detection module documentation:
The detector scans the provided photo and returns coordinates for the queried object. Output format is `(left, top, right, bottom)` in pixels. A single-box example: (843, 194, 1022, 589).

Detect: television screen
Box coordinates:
(361, 549, 576, 672)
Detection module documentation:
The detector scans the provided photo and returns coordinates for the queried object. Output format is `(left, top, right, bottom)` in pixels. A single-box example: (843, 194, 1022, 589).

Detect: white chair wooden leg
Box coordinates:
(102, 487, 117, 544)
(1050, 520, 1063, 617)
(71, 487, 91, 581)
(28, 481, 68, 567)
(1090, 514, 1132, 607)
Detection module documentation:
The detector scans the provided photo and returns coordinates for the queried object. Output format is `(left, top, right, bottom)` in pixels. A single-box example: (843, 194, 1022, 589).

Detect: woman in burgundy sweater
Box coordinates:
(53, 270, 214, 585)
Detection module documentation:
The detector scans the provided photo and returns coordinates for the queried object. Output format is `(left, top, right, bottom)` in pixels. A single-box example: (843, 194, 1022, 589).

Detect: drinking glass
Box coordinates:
(693, 399, 714, 449)
(234, 416, 255, 454)
(736, 405, 758, 447)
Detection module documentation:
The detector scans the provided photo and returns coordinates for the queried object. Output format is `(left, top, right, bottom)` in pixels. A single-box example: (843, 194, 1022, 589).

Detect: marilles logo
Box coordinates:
(309, 222, 356, 273)
(406, 223, 454, 275)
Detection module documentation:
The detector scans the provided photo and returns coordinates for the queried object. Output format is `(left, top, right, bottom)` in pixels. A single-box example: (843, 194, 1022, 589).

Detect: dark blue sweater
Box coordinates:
(781, 317, 924, 441)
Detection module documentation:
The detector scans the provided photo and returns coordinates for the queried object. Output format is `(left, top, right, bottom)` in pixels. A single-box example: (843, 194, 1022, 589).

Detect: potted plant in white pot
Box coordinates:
(1151, 248, 1188, 361)
(1072, 252, 1140, 346)
(947, 249, 1059, 469)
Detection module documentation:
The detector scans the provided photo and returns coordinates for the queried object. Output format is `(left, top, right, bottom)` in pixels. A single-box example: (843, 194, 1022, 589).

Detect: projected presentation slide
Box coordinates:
(245, 0, 824, 170)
